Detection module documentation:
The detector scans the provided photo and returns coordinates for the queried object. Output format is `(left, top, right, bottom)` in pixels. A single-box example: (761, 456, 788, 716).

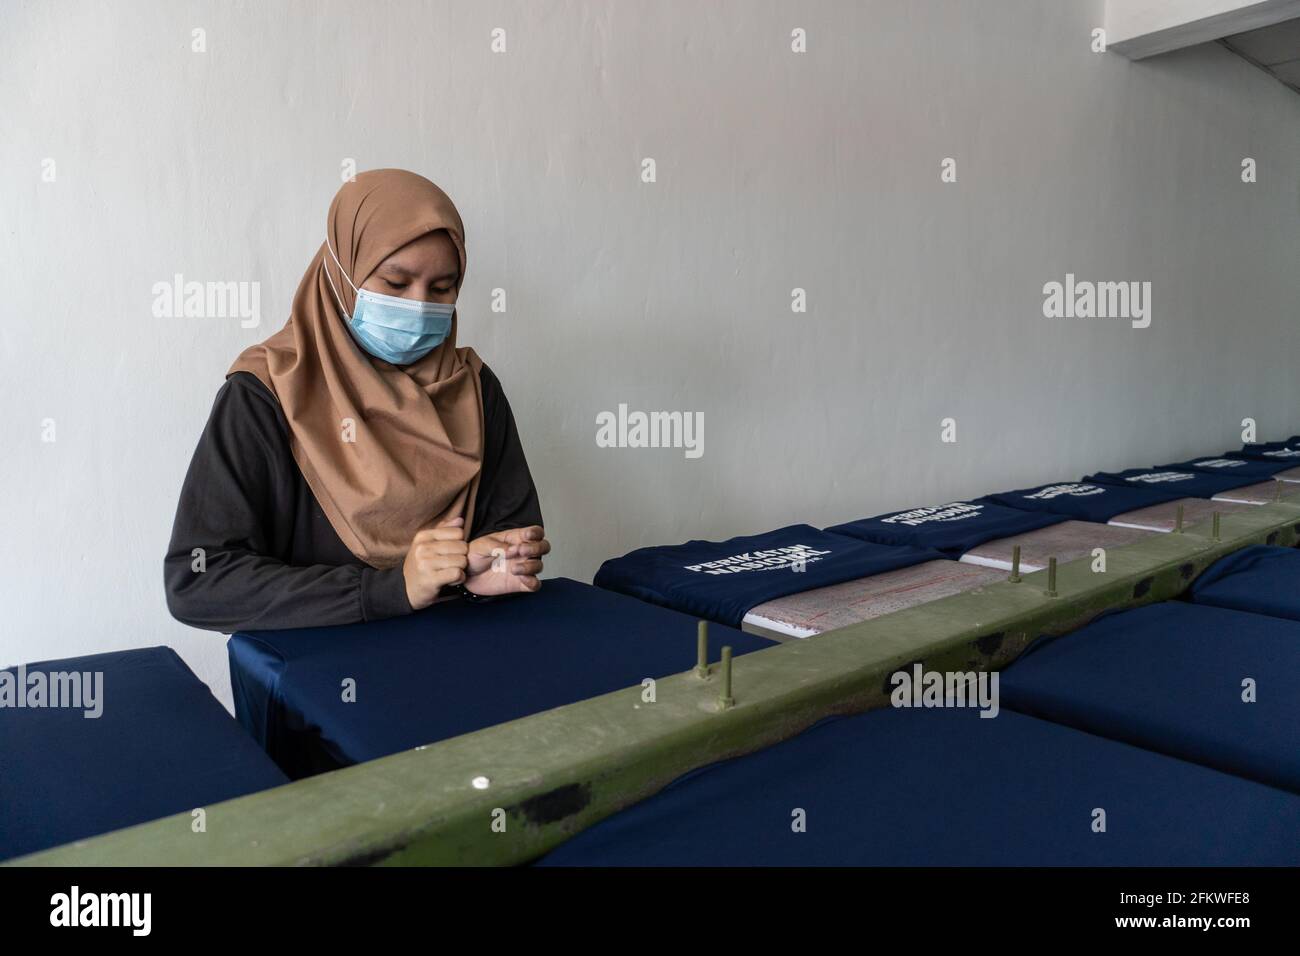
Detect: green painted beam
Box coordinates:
(12, 504, 1300, 867)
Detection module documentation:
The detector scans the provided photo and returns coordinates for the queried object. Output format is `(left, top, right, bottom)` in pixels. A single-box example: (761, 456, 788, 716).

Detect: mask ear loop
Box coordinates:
(322, 236, 359, 321)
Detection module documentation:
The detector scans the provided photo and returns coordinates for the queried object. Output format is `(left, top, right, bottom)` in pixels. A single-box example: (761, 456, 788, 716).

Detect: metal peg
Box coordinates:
(1174, 503, 1184, 533)
(1009, 545, 1022, 583)
(696, 621, 709, 679)
(719, 646, 735, 709)
(1045, 556, 1058, 597)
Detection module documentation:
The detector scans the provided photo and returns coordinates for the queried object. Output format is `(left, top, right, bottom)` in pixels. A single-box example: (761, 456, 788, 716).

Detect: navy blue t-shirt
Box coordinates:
(594, 525, 941, 627)
(1086, 467, 1259, 498)
(1229, 440, 1300, 463)
(1160, 456, 1292, 479)
(978, 481, 1184, 521)
(827, 500, 1065, 557)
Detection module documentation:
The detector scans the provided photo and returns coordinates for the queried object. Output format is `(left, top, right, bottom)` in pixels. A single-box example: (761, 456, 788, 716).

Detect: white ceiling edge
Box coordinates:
(1105, 0, 1300, 58)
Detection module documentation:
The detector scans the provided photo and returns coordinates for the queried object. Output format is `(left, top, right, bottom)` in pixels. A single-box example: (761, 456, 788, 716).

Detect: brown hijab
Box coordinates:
(230, 169, 484, 570)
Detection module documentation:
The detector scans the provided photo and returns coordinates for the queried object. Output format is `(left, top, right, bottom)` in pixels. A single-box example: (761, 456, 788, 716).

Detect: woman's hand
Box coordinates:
(402, 517, 470, 610)
(464, 526, 550, 596)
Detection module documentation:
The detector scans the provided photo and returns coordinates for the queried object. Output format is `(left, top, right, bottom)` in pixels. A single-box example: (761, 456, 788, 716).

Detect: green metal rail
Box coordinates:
(12, 503, 1300, 866)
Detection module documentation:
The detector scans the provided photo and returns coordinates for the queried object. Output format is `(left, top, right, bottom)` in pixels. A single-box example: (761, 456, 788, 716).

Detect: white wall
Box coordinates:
(2, 0, 1298, 712)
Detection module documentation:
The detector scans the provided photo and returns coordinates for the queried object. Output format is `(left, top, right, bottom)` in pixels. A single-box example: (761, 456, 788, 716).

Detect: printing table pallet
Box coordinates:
(12, 503, 1300, 867)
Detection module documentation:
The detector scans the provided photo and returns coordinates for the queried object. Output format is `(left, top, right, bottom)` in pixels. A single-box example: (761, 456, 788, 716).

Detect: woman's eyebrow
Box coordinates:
(377, 262, 458, 281)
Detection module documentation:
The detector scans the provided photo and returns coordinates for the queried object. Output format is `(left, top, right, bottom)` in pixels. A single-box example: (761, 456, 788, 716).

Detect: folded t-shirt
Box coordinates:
(594, 525, 941, 627)
(1086, 467, 1260, 498)
(1159, 456, 1293, 479)
(977, 481, 1186, 521)
(826, 500, 1066, 558)
(1229, 441, 1300, 463)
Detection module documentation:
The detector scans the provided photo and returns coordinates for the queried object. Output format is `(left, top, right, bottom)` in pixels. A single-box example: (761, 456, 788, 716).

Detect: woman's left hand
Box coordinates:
(464, 526, 550, 595)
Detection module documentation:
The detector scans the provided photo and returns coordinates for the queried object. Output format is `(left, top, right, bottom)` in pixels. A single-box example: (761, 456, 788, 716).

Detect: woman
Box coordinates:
(165, 169, 548, 632)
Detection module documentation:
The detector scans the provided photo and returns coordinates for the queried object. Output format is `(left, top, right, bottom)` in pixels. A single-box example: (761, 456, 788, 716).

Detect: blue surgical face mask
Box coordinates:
(323, 238, 455, 366)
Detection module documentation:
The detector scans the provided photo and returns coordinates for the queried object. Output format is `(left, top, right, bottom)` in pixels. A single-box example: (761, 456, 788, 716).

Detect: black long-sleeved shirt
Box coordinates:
(164, 364, 542, 633)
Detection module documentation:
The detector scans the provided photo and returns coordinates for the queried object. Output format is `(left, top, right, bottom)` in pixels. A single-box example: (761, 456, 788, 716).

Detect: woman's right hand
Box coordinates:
(402, 517, 469, 610)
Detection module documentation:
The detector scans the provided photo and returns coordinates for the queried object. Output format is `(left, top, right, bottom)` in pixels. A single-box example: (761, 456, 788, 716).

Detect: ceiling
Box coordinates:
(1220, 17, 1300, 94)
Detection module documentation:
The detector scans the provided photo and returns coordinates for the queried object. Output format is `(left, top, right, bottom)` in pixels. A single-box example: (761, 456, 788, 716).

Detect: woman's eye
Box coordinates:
(383, 279, 408, 291)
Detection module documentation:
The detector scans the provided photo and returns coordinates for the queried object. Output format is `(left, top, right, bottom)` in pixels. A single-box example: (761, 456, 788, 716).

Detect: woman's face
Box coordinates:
(360, 229, 459, 304)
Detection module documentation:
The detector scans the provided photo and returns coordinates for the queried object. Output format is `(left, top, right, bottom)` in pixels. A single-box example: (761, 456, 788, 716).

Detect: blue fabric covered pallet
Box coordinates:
(539, 705, 1300, 866)
(1187, 545, 1300, 623)
(0, 647, 289, 862)
(1000, 601, 1300, 794)
(229, 577, 775, 779)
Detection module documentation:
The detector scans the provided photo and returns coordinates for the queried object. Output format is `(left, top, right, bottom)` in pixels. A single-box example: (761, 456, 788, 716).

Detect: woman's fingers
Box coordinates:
(417, 550, 467, 570)
(408, 524, 546, 606)
(403, 522, 469, 610)
(514, 538, 551, 559)
(415, 538, 468, 557)
(414, 522, 466, 544)
(430, 566, 467, 588)
(467, 529, 548, 573)
(467, 535, 506, 558)
(509, 558, 544, 577)
(498, 525, 544, 545)
(468, 528, 548, 554)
